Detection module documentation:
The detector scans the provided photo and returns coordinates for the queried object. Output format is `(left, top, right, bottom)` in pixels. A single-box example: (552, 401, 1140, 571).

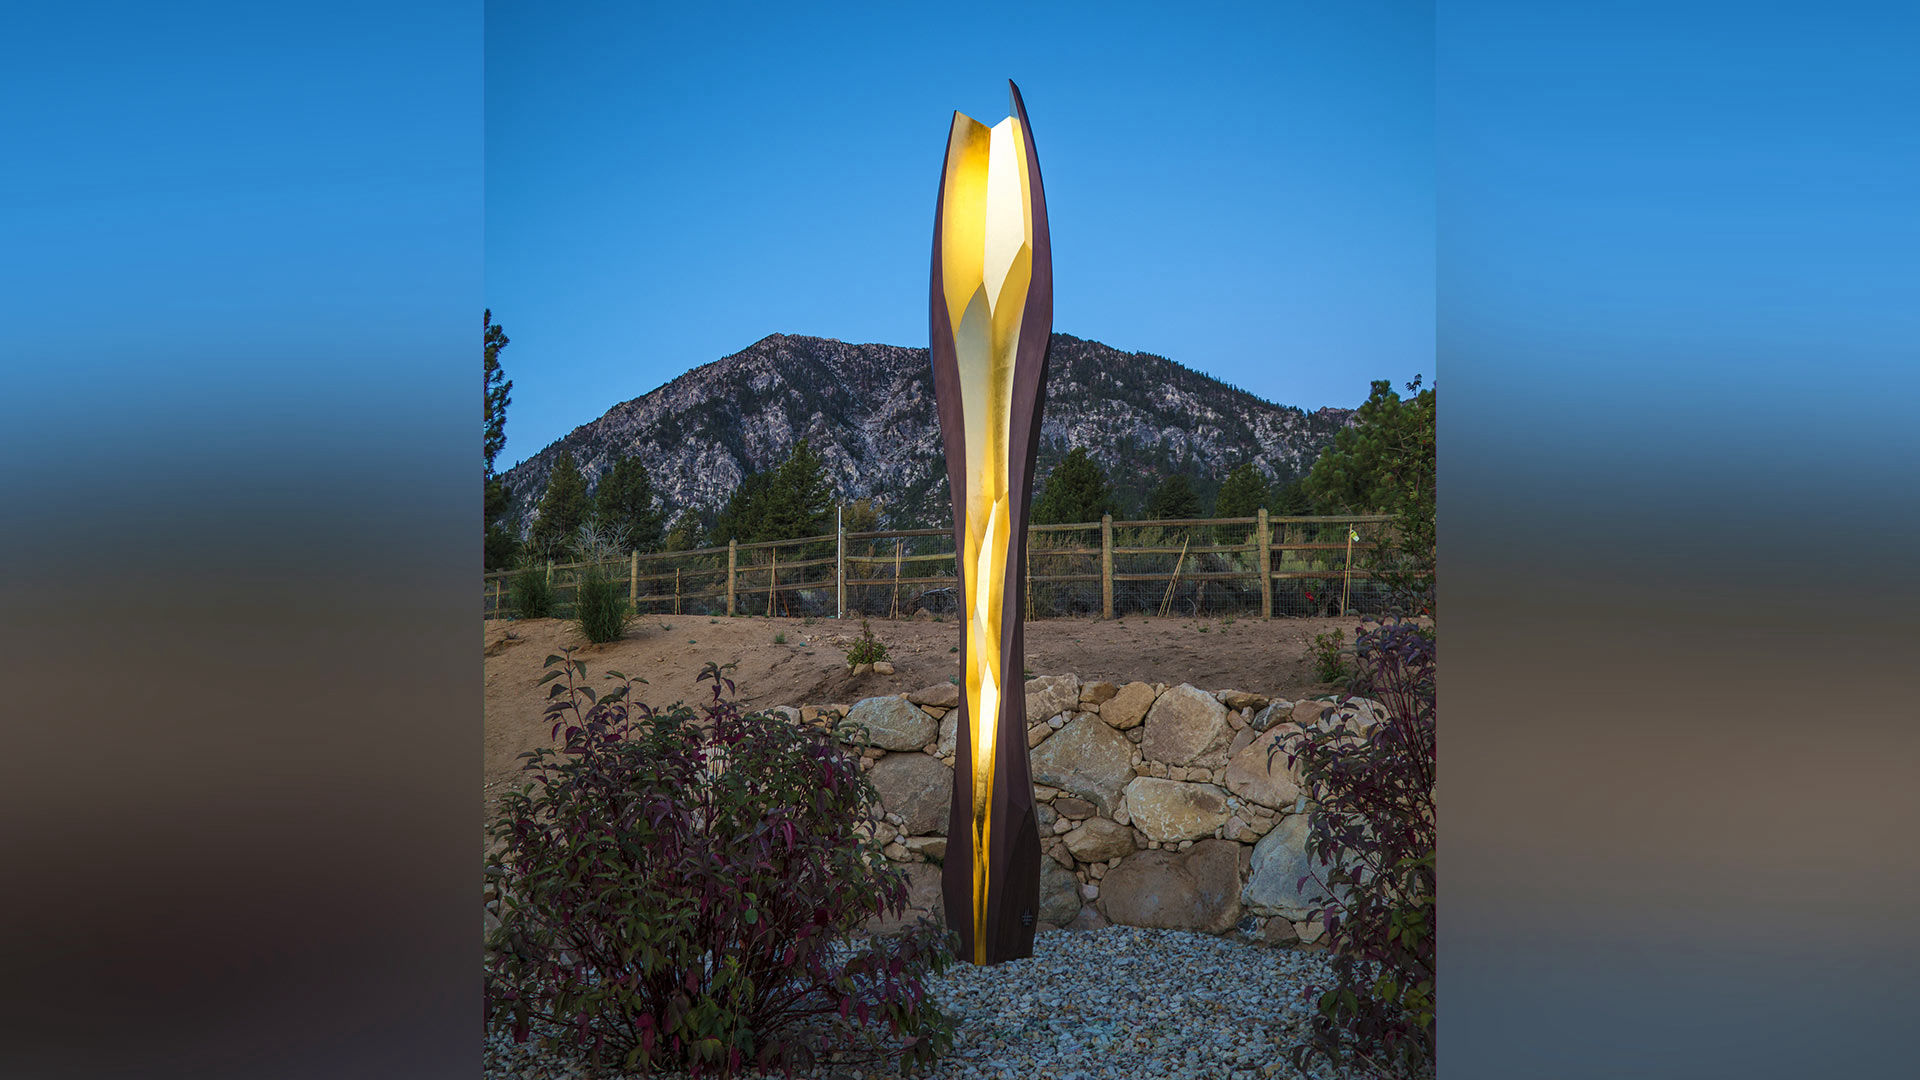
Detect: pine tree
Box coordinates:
(1143, 472, 1202, 521)
(1032, 447, 1117, 524)
(484, 310, 512, 474)
(483, 309, 518, 569)
(593, 455, 665, 553)
(711, 441, 835, 543)
(1214, 462, 1272, 519)
(530, 450, 590, 557)
(1272, 478, 1313, 516)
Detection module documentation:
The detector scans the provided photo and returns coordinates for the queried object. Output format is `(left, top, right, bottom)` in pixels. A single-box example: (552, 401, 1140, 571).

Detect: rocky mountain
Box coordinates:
(499, 333, 1354, 534)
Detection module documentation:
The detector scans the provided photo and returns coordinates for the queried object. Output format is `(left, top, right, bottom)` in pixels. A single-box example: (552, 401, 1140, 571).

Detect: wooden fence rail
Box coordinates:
(484, 511, 1397, 621)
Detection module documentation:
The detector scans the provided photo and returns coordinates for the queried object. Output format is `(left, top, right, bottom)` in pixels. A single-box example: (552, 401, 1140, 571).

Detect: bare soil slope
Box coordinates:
(484, 613, 1355, 820)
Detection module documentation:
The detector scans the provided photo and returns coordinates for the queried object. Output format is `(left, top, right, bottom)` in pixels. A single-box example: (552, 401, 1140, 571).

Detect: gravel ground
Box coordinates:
(484, 926, 1351, 1080)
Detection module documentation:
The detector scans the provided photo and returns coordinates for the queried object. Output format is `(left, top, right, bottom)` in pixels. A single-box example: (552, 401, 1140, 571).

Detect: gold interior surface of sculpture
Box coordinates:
(937, 110, 1035, 964)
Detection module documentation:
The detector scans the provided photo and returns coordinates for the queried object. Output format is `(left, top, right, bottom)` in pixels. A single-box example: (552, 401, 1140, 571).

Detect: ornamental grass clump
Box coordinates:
(1282, 617, 1436, 1079)
(485, 652, 954, 1077)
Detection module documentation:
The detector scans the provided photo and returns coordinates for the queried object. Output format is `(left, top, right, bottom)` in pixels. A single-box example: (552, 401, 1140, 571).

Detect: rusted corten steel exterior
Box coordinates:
(928, 81, 1052, 965)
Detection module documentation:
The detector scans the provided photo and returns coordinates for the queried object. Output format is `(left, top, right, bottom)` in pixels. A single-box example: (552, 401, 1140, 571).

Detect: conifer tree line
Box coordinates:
(485, 312, 1434, 578)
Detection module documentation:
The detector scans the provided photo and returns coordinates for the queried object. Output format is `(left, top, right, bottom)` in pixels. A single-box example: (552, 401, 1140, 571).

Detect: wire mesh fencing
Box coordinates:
(482, 513, 1400, 622)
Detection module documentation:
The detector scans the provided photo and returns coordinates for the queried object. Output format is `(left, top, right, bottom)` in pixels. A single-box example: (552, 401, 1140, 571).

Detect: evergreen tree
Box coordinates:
(661, 512, 703, 552)
(1143, 472, 1202, 521)
(711, 440, 835, 543)
(1214, 462, 1272, 519)
(1303, 376, 1436, 613)
(484, 478, 519, 569)
(1304, 378, 1435, 515)
(593, 455, 665, 553)
(1032, 447, 1117, 524)
(483, 309, 518, 569)
(530, 450, 590, 557)
(484, 310, 512, 474)
(1272, 477, 1313, 516)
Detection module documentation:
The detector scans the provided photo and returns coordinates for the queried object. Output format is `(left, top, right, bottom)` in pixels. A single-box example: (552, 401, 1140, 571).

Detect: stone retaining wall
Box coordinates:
(773, 675, 1384, 949)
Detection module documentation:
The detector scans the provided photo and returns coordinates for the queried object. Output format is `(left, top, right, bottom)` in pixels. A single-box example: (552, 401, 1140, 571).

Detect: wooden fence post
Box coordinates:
(836, 506, 846, 619)
(891, 538, 902, 619)
(726, 539, 737, 616)
(1101, 513, 1114, 619)
(1256, 508, 1272, 619)
(1026, 537, 1034, 621)
(544, 559, 553, 587)
(1342, 521, 1355, 617)
(768, 546, 778, 617)
(674, 566, 681, 615)
(493, 577, 501, 619)
(629, 550, 639, 609)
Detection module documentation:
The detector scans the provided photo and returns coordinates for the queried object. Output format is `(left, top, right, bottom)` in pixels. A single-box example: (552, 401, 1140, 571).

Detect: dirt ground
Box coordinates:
(483, 612, 1357, 822)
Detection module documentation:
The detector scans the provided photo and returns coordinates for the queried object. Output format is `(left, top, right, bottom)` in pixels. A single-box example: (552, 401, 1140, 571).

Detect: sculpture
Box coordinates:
(929, 81, 1052, 965)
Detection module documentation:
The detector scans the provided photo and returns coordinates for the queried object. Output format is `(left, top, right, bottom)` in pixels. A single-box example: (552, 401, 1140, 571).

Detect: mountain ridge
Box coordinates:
(498, 332, 1354, 535)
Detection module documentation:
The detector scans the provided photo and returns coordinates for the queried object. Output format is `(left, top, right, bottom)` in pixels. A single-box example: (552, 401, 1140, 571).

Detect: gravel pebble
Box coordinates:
(484, 926, 1350, 1079)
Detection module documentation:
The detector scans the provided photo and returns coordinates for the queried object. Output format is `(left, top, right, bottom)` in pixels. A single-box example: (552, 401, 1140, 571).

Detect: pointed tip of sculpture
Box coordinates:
(1008, 79, 1024, 113)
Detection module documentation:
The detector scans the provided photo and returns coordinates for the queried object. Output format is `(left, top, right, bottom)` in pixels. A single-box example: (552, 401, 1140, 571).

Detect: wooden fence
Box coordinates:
(483, 511, 1398, 621)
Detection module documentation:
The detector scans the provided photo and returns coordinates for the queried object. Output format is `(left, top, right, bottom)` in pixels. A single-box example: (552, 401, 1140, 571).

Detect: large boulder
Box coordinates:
(1098, 840, 1243, 933)
(1123, 777, 1231, 842)
(867, 753, 952, 836)
(1223, 727, 1305, 809)
(842, 696, 938, 751)
(866, 862, 945, 933)
(1025, 674, 1081, 722)
(1100, 681, 1157, 730)
(1141, 683, 1231, 766)
(1039, 858, 1083, 926)
(1029, 715, 1135, 815)
(1241, 814, 1332, 920)
(1063, 817, 1137, 863)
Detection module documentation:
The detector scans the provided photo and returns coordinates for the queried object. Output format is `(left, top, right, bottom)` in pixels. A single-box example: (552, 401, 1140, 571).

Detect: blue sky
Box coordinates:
(486, 1, 1433, 469)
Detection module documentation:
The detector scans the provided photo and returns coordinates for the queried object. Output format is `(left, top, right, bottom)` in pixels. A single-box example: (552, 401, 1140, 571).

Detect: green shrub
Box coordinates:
(1311, 628, 1348, 683)
(572, 563, 631, 643)
(486, 654, 954, 1075)
(510, 561, 553, 619)
(845, 617, 889, 667)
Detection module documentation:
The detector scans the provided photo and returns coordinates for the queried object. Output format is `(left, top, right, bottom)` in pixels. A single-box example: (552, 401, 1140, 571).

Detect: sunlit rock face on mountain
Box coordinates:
(498, 332, 1353, 533)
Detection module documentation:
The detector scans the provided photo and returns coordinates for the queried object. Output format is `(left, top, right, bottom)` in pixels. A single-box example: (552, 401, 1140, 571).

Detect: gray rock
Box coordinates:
(842, 695, 937, 751)
(937, 707, 958, 758)
(1142, 683, 1232, 766)
(866, 862, 945, 933)
(866, 752, 952, 836)
(1028, 715, 1136, 815)
(1053, 796, 1095, 820)
(1039, 858, 1083, 926)
(1098, 839, 1243, 933)
(1241, 814, 1332, 920)
(1025, 674, 1081, 723)
(1063, 817, 1137, 863)
(1064, 905, 1110, 931)
(1124, 777, 1232, 842)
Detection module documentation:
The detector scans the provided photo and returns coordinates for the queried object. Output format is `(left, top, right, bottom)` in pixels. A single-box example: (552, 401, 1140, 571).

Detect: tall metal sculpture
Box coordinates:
(930, 81, 1051, 965)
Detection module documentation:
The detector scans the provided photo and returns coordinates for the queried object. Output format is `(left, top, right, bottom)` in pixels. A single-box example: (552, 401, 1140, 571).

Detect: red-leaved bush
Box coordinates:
(1282, 617, 1436, 1078)
(484, 652, 954, 1076)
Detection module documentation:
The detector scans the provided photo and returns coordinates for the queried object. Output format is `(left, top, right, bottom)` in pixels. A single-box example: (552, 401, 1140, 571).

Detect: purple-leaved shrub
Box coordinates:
(485, 652, 954, 1076)
(1281, 617, 1436, 1078)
